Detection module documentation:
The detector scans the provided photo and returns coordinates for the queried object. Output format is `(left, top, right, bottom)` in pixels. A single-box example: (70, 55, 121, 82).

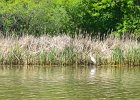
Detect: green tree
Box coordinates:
(81, 0, 140, 37)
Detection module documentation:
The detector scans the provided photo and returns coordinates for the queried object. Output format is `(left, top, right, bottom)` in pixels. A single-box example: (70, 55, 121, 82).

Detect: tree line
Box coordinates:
(0, 0, 140, 37)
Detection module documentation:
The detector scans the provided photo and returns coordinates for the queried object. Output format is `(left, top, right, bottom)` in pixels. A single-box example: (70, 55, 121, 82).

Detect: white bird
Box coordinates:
(89, 52, 96, 64)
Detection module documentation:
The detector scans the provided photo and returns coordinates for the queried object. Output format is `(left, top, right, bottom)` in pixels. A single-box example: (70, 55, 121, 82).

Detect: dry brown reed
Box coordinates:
(0, 34, 139, 66)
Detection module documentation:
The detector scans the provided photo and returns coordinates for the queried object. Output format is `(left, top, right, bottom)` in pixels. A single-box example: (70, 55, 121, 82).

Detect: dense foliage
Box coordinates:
(0, 0, 140, 37)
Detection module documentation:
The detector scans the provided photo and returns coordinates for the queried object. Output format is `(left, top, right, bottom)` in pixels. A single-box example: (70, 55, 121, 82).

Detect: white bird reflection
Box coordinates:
(90, 67, 96, 77)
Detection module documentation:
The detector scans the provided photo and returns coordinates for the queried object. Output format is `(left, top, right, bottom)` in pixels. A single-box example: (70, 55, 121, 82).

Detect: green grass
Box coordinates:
(125, 48, 140, 66)
(38, 49, 47, 65)
(5, 46, 24, 65)
(47, 48, 58, 65)
(112, 47, 124, 65)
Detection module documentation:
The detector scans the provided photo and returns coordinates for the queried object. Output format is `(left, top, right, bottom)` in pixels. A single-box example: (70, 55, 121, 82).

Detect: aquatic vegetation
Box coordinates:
(0, 51, 4, 65)
(38, 49, 47, 65)
(125, 48, 140, 66)
(0, 35, 139, 65)
(5, 46, 24, 65)
(47, 48, 58, 65)
(112, 47, 124, 65)
(59, 46, 78, 65)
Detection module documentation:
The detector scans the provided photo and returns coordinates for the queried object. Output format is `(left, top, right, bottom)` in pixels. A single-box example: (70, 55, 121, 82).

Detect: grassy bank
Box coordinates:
(0, 34, 139, 66)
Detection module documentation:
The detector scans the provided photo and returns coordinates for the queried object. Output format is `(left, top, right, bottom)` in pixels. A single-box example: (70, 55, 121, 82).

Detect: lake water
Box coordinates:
(0, 65, 140, 100)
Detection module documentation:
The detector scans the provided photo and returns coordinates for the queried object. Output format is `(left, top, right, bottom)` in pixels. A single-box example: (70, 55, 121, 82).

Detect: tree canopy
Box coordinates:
(0, 0, 139, 37)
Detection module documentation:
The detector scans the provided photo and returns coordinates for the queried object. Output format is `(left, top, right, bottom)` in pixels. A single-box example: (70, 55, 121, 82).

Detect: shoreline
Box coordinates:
(0, 35, 139, 66)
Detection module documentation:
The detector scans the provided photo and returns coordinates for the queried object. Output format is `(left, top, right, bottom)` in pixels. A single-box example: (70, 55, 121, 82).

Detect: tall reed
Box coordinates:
(0, 34, 139, 66)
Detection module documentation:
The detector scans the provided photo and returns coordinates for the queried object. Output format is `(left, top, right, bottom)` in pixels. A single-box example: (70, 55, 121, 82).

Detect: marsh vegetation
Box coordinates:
(0, 35, 139, 65)
(0, 0, 140, 65)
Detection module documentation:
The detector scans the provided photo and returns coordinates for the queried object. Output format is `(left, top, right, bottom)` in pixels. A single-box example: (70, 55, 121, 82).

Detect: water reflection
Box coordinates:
(0, 65, 140, 100)
(89, 66, 96, 77)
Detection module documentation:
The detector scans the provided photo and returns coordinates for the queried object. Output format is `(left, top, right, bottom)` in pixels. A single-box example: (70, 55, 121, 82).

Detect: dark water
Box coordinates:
(0, 65, 140, 100)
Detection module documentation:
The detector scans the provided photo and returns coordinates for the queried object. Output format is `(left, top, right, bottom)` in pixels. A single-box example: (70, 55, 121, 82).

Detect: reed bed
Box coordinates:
(0, 35, 139, 66)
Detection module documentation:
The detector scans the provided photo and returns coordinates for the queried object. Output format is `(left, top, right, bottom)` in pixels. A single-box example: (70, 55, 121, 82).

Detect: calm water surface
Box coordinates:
(0, 65, 140, 100)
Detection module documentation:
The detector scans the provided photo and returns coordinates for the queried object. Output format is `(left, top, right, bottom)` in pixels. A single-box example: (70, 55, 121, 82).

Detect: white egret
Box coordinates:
(89, 52, 96, 64)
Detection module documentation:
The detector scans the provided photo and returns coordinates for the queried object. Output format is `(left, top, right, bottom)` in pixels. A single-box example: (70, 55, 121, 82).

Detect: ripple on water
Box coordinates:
(0, 66, 140, 100)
